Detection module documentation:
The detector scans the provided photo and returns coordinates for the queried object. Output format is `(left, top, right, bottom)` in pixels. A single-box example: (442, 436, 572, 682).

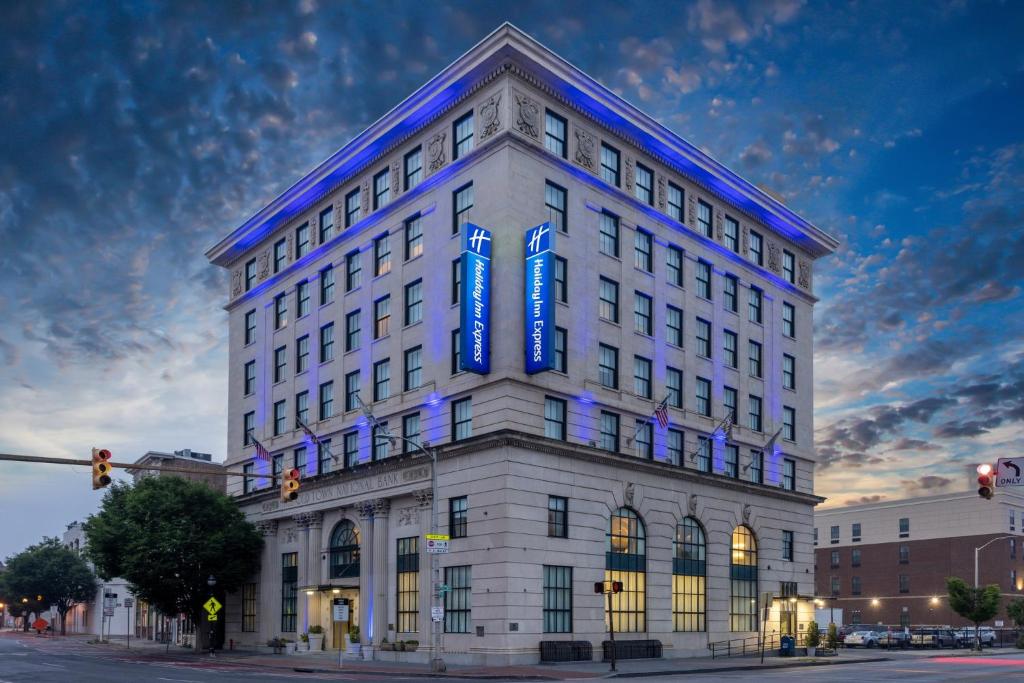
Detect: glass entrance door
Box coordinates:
(329, 591, 359, 650)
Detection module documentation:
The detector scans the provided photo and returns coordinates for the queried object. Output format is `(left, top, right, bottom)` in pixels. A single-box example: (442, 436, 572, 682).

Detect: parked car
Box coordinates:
(844, 630, 881, 648)
(954, 627, 996, 647)
(878, 630, 911, 648)
(911, 628, 958, 648)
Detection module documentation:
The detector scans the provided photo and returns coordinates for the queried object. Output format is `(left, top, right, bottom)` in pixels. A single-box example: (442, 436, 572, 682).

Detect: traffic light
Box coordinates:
(594, 582, 605, 594)
(280, 467, 300, 502)
(611, 580, 623, 594)
(92, 448, 112, 490)
(977, 464, 995, 500)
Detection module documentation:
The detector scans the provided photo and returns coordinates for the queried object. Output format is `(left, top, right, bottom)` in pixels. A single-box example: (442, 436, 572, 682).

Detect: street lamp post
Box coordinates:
(974, 536, 1017, 588)
(206, 575, 216, 657)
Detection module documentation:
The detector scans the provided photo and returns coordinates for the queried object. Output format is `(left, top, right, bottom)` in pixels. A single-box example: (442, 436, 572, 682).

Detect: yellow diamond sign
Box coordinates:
(203, 597, 222, 615)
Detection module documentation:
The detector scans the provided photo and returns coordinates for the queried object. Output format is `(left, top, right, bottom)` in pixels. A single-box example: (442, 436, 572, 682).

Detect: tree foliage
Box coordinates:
(1007, 598, 1024, 629)
(2, 538, 98, 634)
(83, 477, 262, 640)
(946, 576, 1000, 650)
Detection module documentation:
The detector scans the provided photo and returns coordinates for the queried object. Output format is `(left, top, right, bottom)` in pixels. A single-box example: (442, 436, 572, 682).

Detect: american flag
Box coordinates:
(250, 434, 271, 462)
(653, 396, 670, 429)
(295, 417, 325, 448)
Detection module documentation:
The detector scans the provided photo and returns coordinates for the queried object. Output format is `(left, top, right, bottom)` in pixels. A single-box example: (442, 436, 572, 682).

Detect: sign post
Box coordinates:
(332, 598, 348, 669)
(123, 598, 134, 648)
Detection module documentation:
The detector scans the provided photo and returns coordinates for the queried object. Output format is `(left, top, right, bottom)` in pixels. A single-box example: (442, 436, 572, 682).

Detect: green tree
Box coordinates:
(83, 477, 262, 650)
(946, 577, 1000, 651)
(1007, 598, 1024, 628)
(2, 538, 98, 634)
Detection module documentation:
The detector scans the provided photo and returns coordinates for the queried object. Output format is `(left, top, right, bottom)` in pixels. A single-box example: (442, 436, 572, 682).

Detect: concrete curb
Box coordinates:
(605, 656, 892, 678)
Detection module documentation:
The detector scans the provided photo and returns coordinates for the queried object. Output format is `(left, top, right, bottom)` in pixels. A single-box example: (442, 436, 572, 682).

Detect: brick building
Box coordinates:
(814, 491, 1024, 628)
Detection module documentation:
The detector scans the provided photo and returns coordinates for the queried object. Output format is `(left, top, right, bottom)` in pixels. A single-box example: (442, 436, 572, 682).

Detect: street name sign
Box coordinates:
(996, 458, 1024, 487)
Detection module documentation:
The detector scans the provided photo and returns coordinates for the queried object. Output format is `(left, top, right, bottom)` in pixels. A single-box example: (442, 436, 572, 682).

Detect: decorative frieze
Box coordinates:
(255, 520, 279, 537)
(573, 125, 596, 171)
(687, 194, 697, 227)
(231, 269, 242, 297)
(427, 131, 447, 173)
(357, 501, 375, 520)
(372, 497, 391, 517)
(397, 506, 420, 526)
(479, 92, 502, 140)
(390, 160, 401, 197)
(415, 488, 433, 508)
(714, 208, 724, 242)
(798, 259, 811, 289)
(688, 494, 698, 516)
(624, 482, 635, 508)
(741, 224, 750, 254)
(766, 240, 781, 273)
(656, 175, 666, 210)
(293, 511, 323, 529)
(286, 232, 294, 261)
(284, 526, 297, 544)
(624, 155, 635, 193)
(360, 179, 370, 215)
(258, 250, 270, 280)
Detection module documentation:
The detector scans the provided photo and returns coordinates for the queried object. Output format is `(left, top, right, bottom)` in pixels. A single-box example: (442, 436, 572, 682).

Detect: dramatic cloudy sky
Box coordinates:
(1, 0, 1021, 558)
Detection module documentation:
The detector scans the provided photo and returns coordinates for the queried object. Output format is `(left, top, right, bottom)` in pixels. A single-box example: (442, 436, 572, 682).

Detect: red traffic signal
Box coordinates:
(280, 468, 301, 502)
(611, 580, 623, 594)
(977, 464, 995, 500)
(92, 448, 112, 490)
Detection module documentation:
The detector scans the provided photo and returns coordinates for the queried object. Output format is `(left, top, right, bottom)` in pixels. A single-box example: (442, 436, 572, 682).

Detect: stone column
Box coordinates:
(372, 498, 391, 647)
(357, 501, 374, 648)
(307, 512, 324, 630)
(293, 512, 322, 634)
(255, 520, 279, 643)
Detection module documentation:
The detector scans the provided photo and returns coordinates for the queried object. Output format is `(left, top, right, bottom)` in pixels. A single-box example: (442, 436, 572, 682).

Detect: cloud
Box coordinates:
(739, 140, 773, 167)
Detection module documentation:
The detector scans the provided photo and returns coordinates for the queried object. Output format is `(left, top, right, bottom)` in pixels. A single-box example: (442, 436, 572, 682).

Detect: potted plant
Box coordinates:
(405, 639, 419, 652)
(380, 638, 393, 651)
(347, 626, 361, 655)
(307, 625, 325, 651)
(826, 623, 838, 651)
(267, 637, 285, 655)
(283, 638, 296, 654)
(299, 632, 310, 651)
(396, 640, 406, 651)
(805, 622, 821, 657)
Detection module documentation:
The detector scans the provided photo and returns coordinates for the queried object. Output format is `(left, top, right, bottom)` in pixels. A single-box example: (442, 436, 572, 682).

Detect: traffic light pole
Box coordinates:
(0, 452, 278, 480)
(606, 589, 616, 672)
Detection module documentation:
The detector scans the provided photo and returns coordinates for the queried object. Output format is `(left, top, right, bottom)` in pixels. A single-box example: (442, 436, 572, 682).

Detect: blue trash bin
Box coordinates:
(780, 635, 795, 656)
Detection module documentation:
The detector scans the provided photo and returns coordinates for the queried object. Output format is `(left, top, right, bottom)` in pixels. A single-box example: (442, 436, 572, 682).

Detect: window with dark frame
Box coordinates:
(783, 458, 796, 491)
(320, 264, 335, 305)
(281, 552, 298, 632)
(244, 360, 255, 395)
(374, 295, 390, 339)
(555, 256, 567, 303)
(544, 110, 567, 158)
(242, 583, 257, 632)
(548, 496, 568, 538)
(396, 537, 419, 633)
(404, 346, 422, 391)
(453, 111, 474, 159)
(449, 496, 468, 538)
(404, 279, 423, 326)
(545, 181, 567, 233)
(667, 245, 683, 286)
(635, 163, 653, 204)
(404, 146, 422, 191)
(543, 566, 573, 634)
(297, 281, 310, 317)
(295, 223, 310, 260)
(634, 355, 652, 399)
(673, 517, 706, 632)
(244, 309, 256, 345)
(319, 381, 333, 420)
(696, 260, 712, 299)
(274, 345, 287, 382)
(544, 396, 567, 440)
(724, 216, 739, 252)
(634, 291, 652, 335)
(667, 305, 683, 346)
(244, 258, 256, 291)
(405, 214, 423, 261)
(634, 229, 653, 272)
(749, 230, 763, 265)
(667, 183, 684, 222)
(783, 302, 795, 337)
(345, 371, 359, 412)
(697, 200, 712, 238)
(402, 413, 420, 452)
(695, 377, 711, 417)
(296, 336, 309, 373)
(345, 188, 360, 228)
(599, 277, 619, 323)
(598, 343, 618, 389)
(444, 565, 471, 633)
(600, 410, 619, 452)
(782, 530, 794, 561)
(373, 358, 390, 402)
(319, 323, 334, 363)
(374, 233, 391, 277)
(274, 292, 287, 329)
(345, 250, 361, 291)
(600, 143, 620, 186)
(373, 168, 390, 210)
(554, 327, 567, 373)
(452, 397, 472, 440)
(273, 238, 287, 273)
(748, 286, 763, 324)
(724, 275, 738, 313)
(453, 183, 473, 234)
(345, 310, 360, 352)
(599, 211, 619, 257)
(320, 207, 334, 243)
(667, 367, 683, 409)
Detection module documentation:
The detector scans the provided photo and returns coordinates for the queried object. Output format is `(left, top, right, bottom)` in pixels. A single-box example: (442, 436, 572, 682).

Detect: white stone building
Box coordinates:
(61, 522, 134, 638)
(206, 24, 837, 664)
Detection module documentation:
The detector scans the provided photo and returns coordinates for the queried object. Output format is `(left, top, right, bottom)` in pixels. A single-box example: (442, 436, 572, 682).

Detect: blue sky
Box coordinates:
(1, 0, 1021, 558)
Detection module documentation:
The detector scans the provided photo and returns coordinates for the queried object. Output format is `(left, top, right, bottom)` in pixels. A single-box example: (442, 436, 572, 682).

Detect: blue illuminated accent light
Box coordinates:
(523, 222, 556, 374)
(459, 223, 492, 375)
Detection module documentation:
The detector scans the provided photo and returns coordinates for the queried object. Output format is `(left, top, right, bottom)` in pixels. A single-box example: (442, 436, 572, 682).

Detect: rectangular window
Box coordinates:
(374, 233, 391, 277)
(599, 211, 619, 257)
(696, 318, 711, 358)
(273, 399, 286, 436)
(451, 329, 461, 374)
(453, 111, 474, 159)
(899, 517, 910, 537)
(748, 395, 762, 432)
(783, 406, 796, 442)
(723, 387, 737, 422)
(748, 286, 763, 324)
(319, 381, 333, 420)
(636, 422, 653, 461)
(695, 436, 711, 472)
(274, 292, 287, 329)
(243, 462, 254, 494)
(296, 281, 310, 317)
(782, 302, 795, 338)
(244, 258, 256, 291)
(749, 230, 763, 265)
(748, 450, 764, 484)
(667, 245, 683, 286)
(396, 537, 419, 633)
(697, 200, 712, 238)
(545, 181, 567, 233)
(243, 411, 254, 446)
(548, 496, 568, 538)
(544, 396, 567, 440)
(634, 355, 652, 399)
(293, 446, 307, 478)
(343, 431, 359, 468)
(319, 439, 334, 474)
(242, 582, 257, 632)
(598, 344, 618, 389)
(452, 397, 472, 441)
(295, 222, 310, 259)
(667, 367, 683, 409)
(404, 279, 423, 326)
(295, 390, 309, 427)
(244, 360, 256, 396)
(544, 110, 567, 158)
(667, 305, 683, 346)
(783, 458, 796, 491)
(345, 310, 360, 352)
(724, 444, 739, 478)
(453, 183, 473, 234)
(634, 229, 653, 272)
(374, 296, 390, 339)
(600, 143, 620, 186)
(667, 183, 683, 221)
(319, 323, 334, 363)
(600, 411, 619, 452)
(723, 275, 738, 313)
(404, 146, 422, 191)
(599, 277, 619, 322)
(748, 340, 762, 378)
(244, 309, 256, 345)
(783, 354, 795, 390)
(783, 250, 795, 283)
(404, 346, 422, 391)
(320, 206, 334, 243)
(782, 530, 794, 561)
(830, 551, 839, 568)
(345, 188, 361, 228)
(899, 575, 910, 594)
(852, 549, 861, 566)
(281, 553, 297, 632)
(373, 358, 390, 402)
(667, 428, 683, 465)
(830, 526, 840, 544)
(444, 565, 471, 633)
(899, 544, 909, 563)
(724, 216, 739, 252)
(695, 377, 711, 417)
(634, 292, 652, 335)
(696, 260, 712, 299)
(273, 238, 287, 273)
(373, 168, 390, 210)
(851, 576, 861, 596)
(295, 335, 309, 373)
(723, 330, 737, 368)
(449, 496, 468, 538)
(554, 326, 567, 373)
(635, 163, 653, 204)
(852, 523, 862, 543)
(405, 214, 423, 260)
(554, 256, 567, 303)
(273, 345, 287, 382)
(320, 265, 335, 305)
(345, 250, 361, 291)
(372, 422, 389, 460)
(402, 413, 421, 452)
(543, 566, 573, 633)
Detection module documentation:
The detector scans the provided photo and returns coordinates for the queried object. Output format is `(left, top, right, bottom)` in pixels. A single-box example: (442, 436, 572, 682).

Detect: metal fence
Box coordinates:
(708, 633, 780, 659)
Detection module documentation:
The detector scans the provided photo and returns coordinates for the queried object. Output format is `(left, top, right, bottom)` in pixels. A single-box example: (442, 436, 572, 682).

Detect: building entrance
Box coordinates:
(326, 589, 359, 650)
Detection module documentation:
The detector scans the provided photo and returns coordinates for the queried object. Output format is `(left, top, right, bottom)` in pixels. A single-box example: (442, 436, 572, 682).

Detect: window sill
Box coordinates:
(373, 334, 391, 343)
(320, 358, 335, 367)
(319, 301, 333, 310)
(404, 253, 424, 265)
(403, 320, 423, 331)
(345, 286, 362, 296)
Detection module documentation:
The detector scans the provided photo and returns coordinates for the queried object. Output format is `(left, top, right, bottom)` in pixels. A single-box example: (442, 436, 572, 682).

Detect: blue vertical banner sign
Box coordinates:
(524, 221, 556, 374)
(459, 223, 492, 374)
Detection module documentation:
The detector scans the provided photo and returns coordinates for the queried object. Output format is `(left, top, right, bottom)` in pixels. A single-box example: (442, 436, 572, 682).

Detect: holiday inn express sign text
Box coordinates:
(459, 223, 492, 374)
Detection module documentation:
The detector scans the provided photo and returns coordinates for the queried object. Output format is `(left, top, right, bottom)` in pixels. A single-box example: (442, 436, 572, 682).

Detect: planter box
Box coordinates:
(308, 634, 324, 651)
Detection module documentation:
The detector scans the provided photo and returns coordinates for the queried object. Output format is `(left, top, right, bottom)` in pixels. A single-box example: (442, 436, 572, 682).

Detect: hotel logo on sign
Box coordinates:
(459, 223, 492, 374)
(524, 222, 555, 374)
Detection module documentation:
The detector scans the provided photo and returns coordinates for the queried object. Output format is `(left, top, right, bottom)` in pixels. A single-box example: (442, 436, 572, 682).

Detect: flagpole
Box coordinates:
(626, 395, 670, 448)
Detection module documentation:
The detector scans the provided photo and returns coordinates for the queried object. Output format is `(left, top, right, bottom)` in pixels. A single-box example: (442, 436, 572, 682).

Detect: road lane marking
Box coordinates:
(157, 678, 202, 682)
